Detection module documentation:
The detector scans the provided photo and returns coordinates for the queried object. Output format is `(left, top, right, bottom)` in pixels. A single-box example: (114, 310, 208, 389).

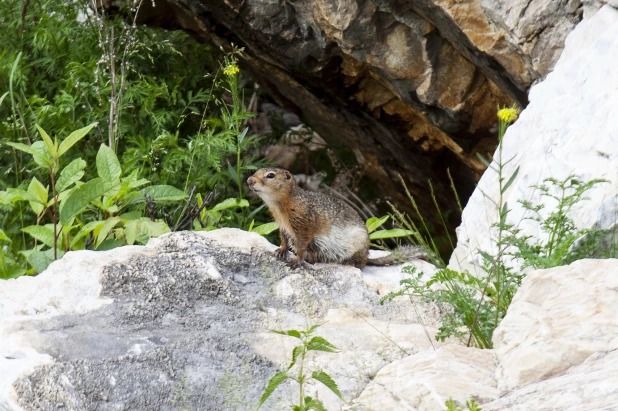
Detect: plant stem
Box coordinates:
(50, 167, 58, 260)
(298, 349, 306, 408)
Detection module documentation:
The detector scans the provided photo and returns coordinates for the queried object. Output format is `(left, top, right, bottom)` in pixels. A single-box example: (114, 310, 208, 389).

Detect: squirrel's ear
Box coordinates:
(284, 170, 292, 180)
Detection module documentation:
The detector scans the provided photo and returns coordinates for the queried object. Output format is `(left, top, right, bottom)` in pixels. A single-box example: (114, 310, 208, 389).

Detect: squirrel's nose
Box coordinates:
(247, 176, 256, 186)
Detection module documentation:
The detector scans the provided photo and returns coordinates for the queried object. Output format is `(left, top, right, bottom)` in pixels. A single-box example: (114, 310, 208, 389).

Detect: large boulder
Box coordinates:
(449, 5, 618, 273)
(0, 229, 441, 410)
(355, 258, 618, 410)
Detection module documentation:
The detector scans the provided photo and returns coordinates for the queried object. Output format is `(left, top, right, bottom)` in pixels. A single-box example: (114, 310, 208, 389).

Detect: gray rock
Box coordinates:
(0, 229, 442, 410)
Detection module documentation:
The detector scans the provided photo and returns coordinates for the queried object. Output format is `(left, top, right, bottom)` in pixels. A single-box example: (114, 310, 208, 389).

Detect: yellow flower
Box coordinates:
(497, 107, 518, 123)
(223, 64, 240, 76)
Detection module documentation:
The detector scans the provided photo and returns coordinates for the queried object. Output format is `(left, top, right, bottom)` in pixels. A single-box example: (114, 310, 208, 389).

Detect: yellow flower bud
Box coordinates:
(497, 107, 518, 123)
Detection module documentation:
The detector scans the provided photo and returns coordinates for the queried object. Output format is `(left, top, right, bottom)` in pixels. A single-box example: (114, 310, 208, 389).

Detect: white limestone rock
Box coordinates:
(484, 349, 618, 410)
(354, 344, 499, 410)
(449, 5, 618, 276)
(493, 259, 618, 391)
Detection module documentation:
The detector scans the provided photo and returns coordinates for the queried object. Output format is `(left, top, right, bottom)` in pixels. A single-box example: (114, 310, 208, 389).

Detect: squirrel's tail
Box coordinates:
(366, 245, 428, 266)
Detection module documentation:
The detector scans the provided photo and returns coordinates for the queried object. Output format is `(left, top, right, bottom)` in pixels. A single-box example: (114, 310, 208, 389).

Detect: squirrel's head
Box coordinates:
(247, 168, 295, 204)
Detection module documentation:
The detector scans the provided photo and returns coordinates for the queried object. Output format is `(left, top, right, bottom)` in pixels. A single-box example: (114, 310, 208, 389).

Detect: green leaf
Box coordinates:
(60, 178, 117, 225)
(96, 144, 122, 181)
(5, 141, 37, 156)
(123, 218, 170, 245)
(58, 122, 97, 157)
(6, 141, 52, 168)
(211, 198, 249, 212)
(0, 91, 9, 108)
(5, 188, 41, 204)
(22, 225, 55, 248)
(311, 371, 343, 400)
(0, 229, 11, 242)
(140, 185, 186, 203)
(95, 217, 121, 248)
(476, 152, 491, 168)
(56, 158, 87, 192)
(270, 329, 302, 339)
(305, 397, 328, 411)
(256, 372, 288, 410)
(70, 220, 105, 248)
(238, 127, 249, 143)
(27, 249, 63, 273)
(366, 215, 389, 233)
(35, 125, 57, 157)
(502, 165, 520, 193)
(251, 222, 279, 236)
(370, 229, 414, 240)
(287, 345, 304, 370)
(306, 336, 339, 353)
(28, 177, 48, 216)
(32, 141, 54, 169)
(227, 162, 239, 187)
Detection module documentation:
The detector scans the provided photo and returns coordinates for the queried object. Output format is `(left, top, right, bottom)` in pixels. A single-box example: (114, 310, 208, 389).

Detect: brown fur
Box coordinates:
(247, 168, 369, 268)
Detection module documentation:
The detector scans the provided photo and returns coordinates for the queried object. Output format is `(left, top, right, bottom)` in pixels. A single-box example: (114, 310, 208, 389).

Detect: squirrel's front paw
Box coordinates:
(275, 247, 288, 261)
(288, 259, 311, 270)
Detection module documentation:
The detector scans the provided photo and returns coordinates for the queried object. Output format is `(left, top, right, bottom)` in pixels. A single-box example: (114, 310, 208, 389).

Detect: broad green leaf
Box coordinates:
(123, 218, 170, 245)
(0, 229, 10, 242)
(251, 222, 278, 236)
(270, 329, 302, 339)
(28, 177, 48, 216)
(27, 250, 55, 273)
(369, 229, 414, 240)
(256, 372, 288, 410)
(60, 178, 117, 225)
(311, 371, 343, 400)
(96, 144, 122, 182)
(0, 266, 27, 280)
(5, 188, 41, 204)
(211, 198, 249, 212)
(119, 211, 142, 220)
(22, 225, 55, 248)
(35, 125, 57, 157)
(95, 217, 121, 248)
(70, 220, 105, 248)
(366, 215, 389, 234)
(6, 141, 51, 168)
(58, 122, 97, 157)
(56, 158, 86, 192)
(138, 185, 186, 203)
(287, 345, 304, 370)
(31, 141, 54, 169)
(306, 336, 339, 353)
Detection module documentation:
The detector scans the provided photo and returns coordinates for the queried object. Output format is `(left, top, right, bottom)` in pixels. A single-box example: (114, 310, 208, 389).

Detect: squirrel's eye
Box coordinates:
(266, 173, 276, 179)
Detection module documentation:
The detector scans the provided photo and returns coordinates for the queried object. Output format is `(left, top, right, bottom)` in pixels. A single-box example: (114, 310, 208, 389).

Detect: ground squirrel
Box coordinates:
(247, 168, 369, 269)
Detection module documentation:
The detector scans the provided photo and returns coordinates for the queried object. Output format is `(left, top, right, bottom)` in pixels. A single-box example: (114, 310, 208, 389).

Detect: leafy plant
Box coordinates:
(383, 106, 616, 349)
(505, 175, 609, 269)
(2, 124, 185, 274)
(366, 215, 413, 241)
(444, 397, 482, 411)
(257, 325, 344, 411)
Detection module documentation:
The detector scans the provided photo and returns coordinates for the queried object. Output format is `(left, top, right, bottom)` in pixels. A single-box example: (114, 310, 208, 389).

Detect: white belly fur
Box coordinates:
(311, 224, 367, 262)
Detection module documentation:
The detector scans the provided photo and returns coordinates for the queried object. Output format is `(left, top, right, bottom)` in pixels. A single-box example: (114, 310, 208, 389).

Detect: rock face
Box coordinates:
(130, 0, 601, 226)
(449, 4, 618, 274)
(0, 229, 443, 410)
(356, 258, 618, 410)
